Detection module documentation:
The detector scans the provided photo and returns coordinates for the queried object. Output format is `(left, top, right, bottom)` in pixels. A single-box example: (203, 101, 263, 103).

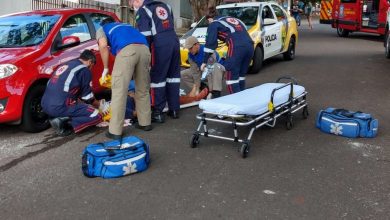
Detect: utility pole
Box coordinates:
(120, 0, 129, 23)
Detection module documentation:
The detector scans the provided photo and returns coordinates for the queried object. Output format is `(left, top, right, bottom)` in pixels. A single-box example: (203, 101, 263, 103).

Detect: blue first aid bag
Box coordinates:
(82, 136, 150, 178)
(316, 108, 378, 138)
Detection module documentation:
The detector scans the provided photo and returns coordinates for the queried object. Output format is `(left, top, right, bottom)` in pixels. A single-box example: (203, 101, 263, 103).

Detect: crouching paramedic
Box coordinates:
(181, 36, 225, 99)
(202, 7, 254, 94)
(41, 50, 103, 136)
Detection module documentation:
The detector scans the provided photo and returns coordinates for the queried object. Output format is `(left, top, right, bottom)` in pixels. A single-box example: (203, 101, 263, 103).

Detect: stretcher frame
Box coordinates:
(190, 78, 309, 158)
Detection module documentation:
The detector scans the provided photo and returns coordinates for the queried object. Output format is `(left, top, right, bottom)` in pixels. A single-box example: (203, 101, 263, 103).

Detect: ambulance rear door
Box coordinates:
(335, 0, 360, 31)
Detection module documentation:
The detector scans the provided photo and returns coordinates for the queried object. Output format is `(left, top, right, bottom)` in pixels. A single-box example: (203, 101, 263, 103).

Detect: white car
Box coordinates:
(179, 1, 299, 74)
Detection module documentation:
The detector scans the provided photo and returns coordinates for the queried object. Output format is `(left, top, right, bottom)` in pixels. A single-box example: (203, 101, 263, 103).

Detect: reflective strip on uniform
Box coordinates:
(143, 6, 157, 36)
(166, 78, 180, 83)
(226, 79, 240, 85)
(64, 64, 86, 92)
(141, 31, 152, 36)
(108, 24, 131, 35)
(204, 47, 215, 53)
(81, 92, 94, 101)
(239, 77, 246, 81)
(90, 109, 99, 118)
(166, 4, 172, 15)
(216, 20, 236, 33)
(151, 82, 166, 88)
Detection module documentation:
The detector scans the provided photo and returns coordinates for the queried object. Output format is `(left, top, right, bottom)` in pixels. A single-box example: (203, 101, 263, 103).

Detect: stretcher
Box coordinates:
(190, 77, 309, 158)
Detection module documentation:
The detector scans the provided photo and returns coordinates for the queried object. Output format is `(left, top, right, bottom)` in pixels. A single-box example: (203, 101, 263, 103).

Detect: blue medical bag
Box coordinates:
(82, 136, 150, 178)
(316, 108, 378, 138)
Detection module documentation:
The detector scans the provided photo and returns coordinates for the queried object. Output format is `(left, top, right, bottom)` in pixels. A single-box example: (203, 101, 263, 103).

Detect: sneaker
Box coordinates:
(135, 124, 153, 131)
(105, 131, 122, 140)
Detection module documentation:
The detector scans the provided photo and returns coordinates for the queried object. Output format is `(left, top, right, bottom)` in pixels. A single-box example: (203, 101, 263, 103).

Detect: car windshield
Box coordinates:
(218, 6, 259, 29)
(194, 6, 259, 29)
(0, 14, 60, 48)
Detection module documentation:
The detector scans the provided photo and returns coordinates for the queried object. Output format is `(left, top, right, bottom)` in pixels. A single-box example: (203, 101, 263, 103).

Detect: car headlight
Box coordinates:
(0, 64, 18, 79)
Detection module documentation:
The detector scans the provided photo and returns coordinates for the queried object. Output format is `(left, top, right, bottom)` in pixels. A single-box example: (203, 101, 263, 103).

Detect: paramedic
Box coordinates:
(41, 50, 103, 136)
(202, 7, 254, 94)
(181, 36, 225, 99)
(131, 0, 181, 123)
(97, 18, 152, 140)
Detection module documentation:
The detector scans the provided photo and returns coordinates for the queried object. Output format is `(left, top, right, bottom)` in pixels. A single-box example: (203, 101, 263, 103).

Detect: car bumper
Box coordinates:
(0, 80, 23, 124)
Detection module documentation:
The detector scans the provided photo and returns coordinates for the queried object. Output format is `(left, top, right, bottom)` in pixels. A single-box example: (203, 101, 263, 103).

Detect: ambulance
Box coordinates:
(179, 2, 299, 74)
(331, 0, 390, 37)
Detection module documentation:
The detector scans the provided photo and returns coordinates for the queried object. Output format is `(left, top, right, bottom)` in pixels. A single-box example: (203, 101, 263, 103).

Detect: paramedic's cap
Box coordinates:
(184, 36, 199, 49)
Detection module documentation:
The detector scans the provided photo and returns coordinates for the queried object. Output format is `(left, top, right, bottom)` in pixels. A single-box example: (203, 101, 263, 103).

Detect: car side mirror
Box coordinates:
(190, 22, 197, 29)
(263, 18, 277, 26)
(57, 36, 80, 50)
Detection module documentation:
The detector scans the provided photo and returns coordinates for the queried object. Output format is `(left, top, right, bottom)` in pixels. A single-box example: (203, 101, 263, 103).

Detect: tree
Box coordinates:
(188, 0, 224, 22)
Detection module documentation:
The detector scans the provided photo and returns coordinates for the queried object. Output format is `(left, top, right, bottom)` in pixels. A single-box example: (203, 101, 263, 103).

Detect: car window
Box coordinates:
(271, 5, 286, 21)
(90, 13, 113, 32)
(60, 15, 91, 42)
(218, 6, 259, 29)
(262, 6, 275, 20)
(0, 14, 59, 48)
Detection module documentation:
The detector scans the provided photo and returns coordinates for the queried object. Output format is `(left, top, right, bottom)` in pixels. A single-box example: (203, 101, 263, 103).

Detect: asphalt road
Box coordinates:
(1, 20, 390, 219)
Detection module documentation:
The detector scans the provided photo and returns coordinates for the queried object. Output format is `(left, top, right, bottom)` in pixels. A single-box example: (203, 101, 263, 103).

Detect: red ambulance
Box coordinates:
(331, 0, 390, 37)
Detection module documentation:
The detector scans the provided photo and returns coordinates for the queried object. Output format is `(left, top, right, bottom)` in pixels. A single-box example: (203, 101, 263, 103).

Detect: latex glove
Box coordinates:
(100, 68, 109, 83)
(99, 99, 110, 115)
(200, 63, 206, 72)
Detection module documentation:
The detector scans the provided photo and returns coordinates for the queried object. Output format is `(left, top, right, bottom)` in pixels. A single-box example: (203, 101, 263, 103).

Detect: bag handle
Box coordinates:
(331, 109, 362, 118)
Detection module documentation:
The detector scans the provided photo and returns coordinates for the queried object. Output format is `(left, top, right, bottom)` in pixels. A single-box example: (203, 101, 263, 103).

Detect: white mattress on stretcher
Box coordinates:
(199, 83, 305, 116)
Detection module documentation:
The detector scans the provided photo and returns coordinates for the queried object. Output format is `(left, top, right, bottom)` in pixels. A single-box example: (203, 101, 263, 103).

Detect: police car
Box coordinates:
(180, 2, 299, 74)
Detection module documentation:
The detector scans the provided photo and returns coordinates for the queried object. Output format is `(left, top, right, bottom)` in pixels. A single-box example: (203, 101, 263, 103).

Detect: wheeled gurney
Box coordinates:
(190, 77, 309, 158)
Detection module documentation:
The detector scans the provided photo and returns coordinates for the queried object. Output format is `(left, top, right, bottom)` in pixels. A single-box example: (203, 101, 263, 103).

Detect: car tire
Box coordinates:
(248, 46, 263, 74)
(386, 32, 390, 59)
(337, 27, 349, 37)
(283, 37, 296, 61)
(20, 84, 50, 133)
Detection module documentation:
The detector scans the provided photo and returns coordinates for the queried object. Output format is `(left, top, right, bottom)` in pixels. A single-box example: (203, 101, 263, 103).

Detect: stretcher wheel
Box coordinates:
(240, 143, 250, 158)
(190, 133, 200, 148)
(286, 115, 293, 130)
(302, 106, 309, 119)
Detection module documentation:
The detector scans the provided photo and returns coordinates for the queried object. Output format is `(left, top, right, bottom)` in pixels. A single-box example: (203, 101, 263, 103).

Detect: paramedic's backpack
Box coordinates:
(316, 108, 378, 138)
(82, 136, 150, 178)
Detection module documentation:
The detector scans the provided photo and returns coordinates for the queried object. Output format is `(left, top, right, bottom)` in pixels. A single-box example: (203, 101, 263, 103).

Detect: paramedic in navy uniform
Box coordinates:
(130, 0, 181, 123)
(97, 18, 152, 140)
(202, 7, 254, 94)
(41, 50, 103, 136)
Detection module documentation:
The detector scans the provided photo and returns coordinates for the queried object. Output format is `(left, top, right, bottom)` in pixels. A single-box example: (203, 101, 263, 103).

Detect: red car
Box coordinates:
(0, 8, 119, 132)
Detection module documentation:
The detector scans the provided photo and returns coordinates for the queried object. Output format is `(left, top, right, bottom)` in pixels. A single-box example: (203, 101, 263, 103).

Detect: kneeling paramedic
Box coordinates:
(181, 36, 225, 99)
(202, 7, 254, 94)
(97, 18, 152, 140)
(41, 50, 105, 136)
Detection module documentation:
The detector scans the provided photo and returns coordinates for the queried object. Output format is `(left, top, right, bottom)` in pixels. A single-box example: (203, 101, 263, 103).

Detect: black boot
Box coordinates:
(49, 117, 73, 136)
(152, 110, 165, 123)
(167, 110, 179, 119)
(211, 91, 221, 99)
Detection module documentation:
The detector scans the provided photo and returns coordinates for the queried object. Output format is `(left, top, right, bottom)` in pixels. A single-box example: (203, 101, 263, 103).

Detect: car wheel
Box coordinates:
(386, 32, 390, 59)
(248, 46, 263, 74)
(20, 84, 50, 133)
(337, 27, 349, 37)
(283, 37, 296, 61)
